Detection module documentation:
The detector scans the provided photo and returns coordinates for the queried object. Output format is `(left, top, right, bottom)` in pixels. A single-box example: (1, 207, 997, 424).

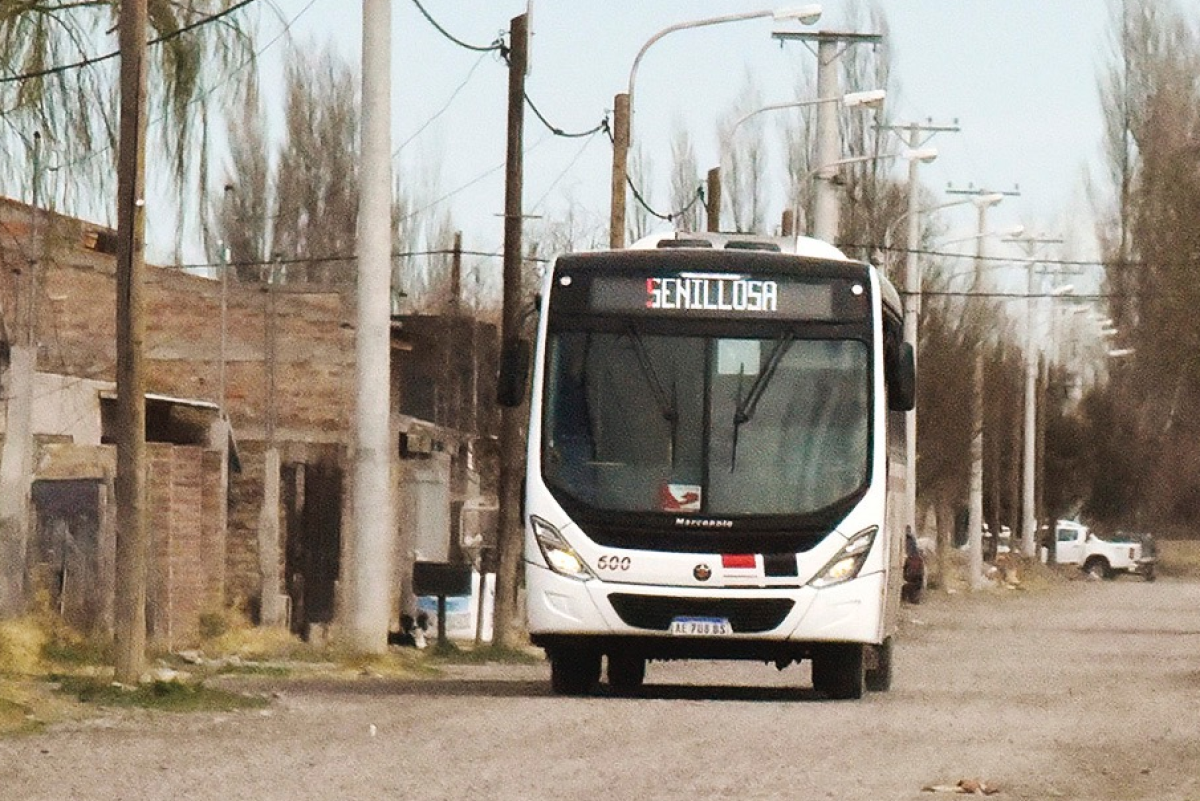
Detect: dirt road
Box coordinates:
(2, 576, 1198, 800)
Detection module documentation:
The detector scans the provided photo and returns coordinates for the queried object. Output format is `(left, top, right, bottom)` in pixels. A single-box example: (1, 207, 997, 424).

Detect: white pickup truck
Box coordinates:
(1042, 520, 1157, 581)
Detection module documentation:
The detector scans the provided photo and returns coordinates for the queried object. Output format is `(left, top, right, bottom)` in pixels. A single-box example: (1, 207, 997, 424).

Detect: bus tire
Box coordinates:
(550, 649, 601, 696)
(864, 637, 893, 692)
(606, 652, 646, 692)
(812, 643, 866, 700)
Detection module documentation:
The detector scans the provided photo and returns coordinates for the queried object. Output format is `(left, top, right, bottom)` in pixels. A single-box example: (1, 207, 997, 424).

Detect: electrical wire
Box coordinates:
(394, 50, 490, 157)
(409, 0, 503, 53)
(862, 244, 1174, 270)
(525, 94, 607, 139)
(529, 130, 602, 213)
(0, 0, 262, 84)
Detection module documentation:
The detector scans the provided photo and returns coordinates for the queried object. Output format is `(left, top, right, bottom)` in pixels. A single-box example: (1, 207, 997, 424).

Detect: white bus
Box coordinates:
(517, 231, 913, 699)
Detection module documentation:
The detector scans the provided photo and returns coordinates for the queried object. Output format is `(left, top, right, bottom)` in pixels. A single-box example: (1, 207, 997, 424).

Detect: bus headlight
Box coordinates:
(531, 516, 595, 581)
(809, 526, 878, 588)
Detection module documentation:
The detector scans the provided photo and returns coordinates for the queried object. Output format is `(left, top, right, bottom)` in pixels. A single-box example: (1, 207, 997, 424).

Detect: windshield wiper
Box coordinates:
(731, 332, 794, 471)
(626, 324, 678, 465)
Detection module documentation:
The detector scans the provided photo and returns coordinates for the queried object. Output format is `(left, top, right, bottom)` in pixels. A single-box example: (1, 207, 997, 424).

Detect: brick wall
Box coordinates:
(0, 198, 358, 624)
(146, 443, 223, 649)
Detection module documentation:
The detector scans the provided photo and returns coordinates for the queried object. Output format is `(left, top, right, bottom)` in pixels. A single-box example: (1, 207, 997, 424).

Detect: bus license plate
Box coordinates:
(669, 616, 732, 636)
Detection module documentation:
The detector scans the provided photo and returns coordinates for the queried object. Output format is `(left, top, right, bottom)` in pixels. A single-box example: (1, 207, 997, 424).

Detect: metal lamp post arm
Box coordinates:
(628, 10, 774, 114)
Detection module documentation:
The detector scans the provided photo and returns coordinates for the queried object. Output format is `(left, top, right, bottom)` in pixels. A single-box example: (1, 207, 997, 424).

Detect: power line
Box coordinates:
(0, 0, 262, 84)
(409, 0, 504, 53)
(176, 247, 546, 272)
(525, 94, 607, 139)
(394, 50, 491, 157)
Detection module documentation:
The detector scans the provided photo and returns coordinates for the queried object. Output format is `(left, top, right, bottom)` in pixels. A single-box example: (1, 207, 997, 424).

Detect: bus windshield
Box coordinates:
(542, 329, 870, 518)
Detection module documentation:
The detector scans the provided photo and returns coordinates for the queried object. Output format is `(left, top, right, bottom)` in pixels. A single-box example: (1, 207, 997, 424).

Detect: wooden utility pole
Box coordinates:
(608, 92, 630, 249)
(705, 167, 721, 233)
(493, 12, 528, 649)
(114, 0, 149, 683)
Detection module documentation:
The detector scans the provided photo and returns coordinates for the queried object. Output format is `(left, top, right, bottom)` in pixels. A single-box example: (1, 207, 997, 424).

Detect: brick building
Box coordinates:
(0, 197, 499, 647)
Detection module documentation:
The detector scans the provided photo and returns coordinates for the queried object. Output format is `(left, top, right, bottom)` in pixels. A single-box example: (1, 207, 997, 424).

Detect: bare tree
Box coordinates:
(207, 80, 271, 282)
(719, 71, 767, 233)
(668, 124, 702, 232)
(625, 143, 655, 244)
(271, 45, 360, 287)
(833, 1, 902, 263)
(209, 44, 360, 288)
(1092, 0, 1200, 531)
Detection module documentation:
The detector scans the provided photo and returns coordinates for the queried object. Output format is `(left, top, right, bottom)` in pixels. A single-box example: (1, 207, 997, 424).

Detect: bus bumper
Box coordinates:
(525, 562, 887, 655)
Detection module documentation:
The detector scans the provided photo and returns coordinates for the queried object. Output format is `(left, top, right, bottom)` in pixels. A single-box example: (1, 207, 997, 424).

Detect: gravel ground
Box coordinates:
(2, 574, 1198, 801)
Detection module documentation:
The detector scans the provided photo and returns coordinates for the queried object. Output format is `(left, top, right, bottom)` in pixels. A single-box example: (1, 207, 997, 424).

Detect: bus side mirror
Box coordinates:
(888, 342, 915, 412)
(496, 338, 531, 408)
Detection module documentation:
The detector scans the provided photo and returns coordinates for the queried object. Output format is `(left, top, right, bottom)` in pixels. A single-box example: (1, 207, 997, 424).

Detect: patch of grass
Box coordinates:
(54, 675, 268, 713)
(0, 695, 33, 733)
(0, 617, 47, 675)
(207, 623, 309, 661)
(211, 662, 294, 677)
(1157, 540, 1200, 579)
(424, 642, 543, 665)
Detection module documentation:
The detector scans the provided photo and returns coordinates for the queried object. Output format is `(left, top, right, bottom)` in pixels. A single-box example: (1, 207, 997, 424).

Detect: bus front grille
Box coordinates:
(607, 593, 794, 633)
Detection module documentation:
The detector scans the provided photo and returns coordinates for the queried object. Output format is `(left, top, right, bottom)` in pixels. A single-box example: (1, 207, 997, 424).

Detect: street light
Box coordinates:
(727, 89, 885, 143)
(959, 191, 1005, 591)
(609, 5, 824, 248)
(885, 142, 942, 560)
(713, 90, 885, 235)
(784, 147, 931, 235)
(936, 223, 1025, 253)
(880, 196, 1002, 276)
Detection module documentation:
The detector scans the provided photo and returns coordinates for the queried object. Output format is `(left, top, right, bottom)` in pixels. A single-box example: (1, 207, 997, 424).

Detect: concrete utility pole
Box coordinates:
(876, 120, 958, 552)
(493, 12, 528, 649)
(114, 0, 149, 683)
(772, 30, 881, 243)
(0, 146, 42, 616)
(347, 0, 395, 653)
(259, 257, 284, 628)
(1004, 233, 1063, 559)
(945, 186, 1018, 590)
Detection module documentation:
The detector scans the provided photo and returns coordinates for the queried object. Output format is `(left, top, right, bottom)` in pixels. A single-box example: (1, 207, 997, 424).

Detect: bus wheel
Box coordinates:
(606, 652, 646, 692)
(550, 649, 601, 696)
(864, 637, 893, 692)
(812, 644, 865, 700)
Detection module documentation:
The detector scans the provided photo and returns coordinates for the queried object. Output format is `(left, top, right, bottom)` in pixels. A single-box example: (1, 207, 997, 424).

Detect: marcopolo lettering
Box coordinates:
(646, 275, 779, 313)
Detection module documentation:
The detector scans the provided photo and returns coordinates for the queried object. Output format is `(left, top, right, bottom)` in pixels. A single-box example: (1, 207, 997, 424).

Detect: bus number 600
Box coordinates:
(597, 555, 631, 571)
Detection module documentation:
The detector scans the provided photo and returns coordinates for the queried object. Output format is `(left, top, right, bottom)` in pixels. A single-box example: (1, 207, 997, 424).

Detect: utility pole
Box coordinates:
(876, 119, 958, 567)
(945, 186, 1018, 589)
(347, 0, 395, 653)
(114, 0, 149, 683)
(705, 167, 721, 233)
(259, 257, 283, 628)
(772, 30, 881, 243)
(609, 92, 630, 249)
(1004, 233, 1063, 560)
(494, 12, 528, 649)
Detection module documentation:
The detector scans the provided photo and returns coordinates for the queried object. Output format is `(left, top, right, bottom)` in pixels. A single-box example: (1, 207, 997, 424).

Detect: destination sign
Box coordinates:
(647, 275, 777, 312)
(586, 272, 851, 320)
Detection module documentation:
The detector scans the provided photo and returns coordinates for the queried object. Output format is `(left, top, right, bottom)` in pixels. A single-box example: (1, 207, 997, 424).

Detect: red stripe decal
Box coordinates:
(721, 554, 756, 569)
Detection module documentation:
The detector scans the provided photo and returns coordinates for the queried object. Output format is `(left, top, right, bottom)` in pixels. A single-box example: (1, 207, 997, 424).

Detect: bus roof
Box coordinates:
(628, 230, 850, 261)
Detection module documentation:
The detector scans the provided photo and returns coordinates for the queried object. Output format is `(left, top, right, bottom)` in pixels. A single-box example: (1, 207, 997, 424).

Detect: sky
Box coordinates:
(152, 0, 1136, 290)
